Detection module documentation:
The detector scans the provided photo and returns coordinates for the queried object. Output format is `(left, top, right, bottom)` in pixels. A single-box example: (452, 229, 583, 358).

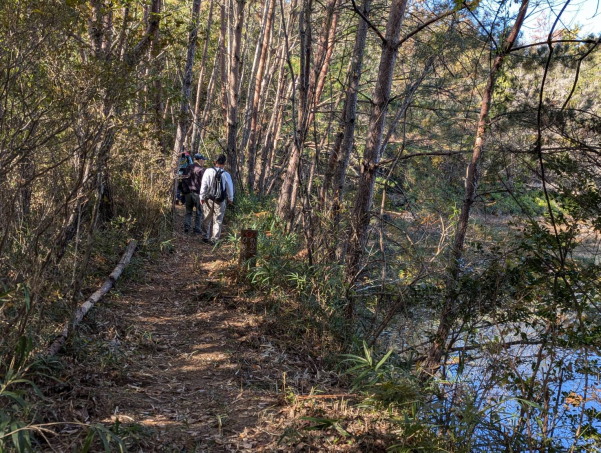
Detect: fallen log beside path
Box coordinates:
(46, 239, 138, 356)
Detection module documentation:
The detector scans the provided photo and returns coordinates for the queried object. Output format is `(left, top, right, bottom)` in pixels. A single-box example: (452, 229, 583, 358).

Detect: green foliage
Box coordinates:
(301, 416, 351, 437)
(80, 422, 129, 453)
(227, 194, 350, 346)
(0, 336, 41, 452)
(479, 188, 548, 216)
(340, 343, 452, 451)
(342, 342, 420, 407)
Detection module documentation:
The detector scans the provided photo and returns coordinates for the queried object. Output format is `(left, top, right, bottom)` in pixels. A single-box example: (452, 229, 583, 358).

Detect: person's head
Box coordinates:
(215, 154, 226, 167)
(194, 154, 206, 163)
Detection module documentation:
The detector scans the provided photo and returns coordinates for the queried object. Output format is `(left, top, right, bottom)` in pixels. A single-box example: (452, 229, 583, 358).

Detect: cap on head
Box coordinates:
(216, 154, 226, 165)
(194, 154, 206, 161)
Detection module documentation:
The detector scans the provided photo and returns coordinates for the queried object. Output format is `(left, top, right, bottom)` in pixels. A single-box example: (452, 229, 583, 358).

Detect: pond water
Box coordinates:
(384, 318, 601, 450)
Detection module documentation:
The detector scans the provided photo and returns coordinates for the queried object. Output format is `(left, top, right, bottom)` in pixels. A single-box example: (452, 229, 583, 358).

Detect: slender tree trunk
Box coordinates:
(18, 158, 34, 222)
(302, 0, 338, 199)
(255, 42, 286, 193)
(191, 0, 215, 154)
(276, 0, 311, 224)
(115, 6, 130, 60)
(240, 0, 269, 151)
(260, 79, 292, 194)
(251, 43, 276, 157)
(308, 91, 341, 195)
(257, 0, 297, 193)
(101, 6, 113, 55)
(226, 0, 245, 183)
(322, 0, 371, 203)
(345, 0, 408, 295)
(51, 154, 95, 266)
(199, 33, 223, 141)
(309, 0, 339, 119)
(277, 0, 338, 224)
(423, 0, 530, 374)
(148, 3, 169, 155)
(172, 0, 203, 158)
(89, 0, 105, 58)
(243, 0, 276, 191)
(219, 3, 228, 114)
(124, 0, 162, 67)
(71, 169, 104, 299)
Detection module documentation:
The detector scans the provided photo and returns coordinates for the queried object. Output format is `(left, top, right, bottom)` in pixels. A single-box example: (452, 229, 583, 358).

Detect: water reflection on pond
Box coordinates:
(385, 319, 601, 450)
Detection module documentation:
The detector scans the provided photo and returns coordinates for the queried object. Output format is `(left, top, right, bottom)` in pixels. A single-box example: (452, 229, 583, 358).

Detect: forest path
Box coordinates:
(61, 207, 289, 451)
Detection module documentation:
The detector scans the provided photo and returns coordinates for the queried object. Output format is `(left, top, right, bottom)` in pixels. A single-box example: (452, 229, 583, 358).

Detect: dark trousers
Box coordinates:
(184, 192, 203, 233)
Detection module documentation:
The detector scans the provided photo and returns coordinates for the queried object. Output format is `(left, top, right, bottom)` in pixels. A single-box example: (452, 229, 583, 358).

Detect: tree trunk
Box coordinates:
(18, 157, 34, 222)
(277, 0, 338, 225)
(309, 0, 339, 119)
(255, 41, 287, 193)
(322, 0, 370, 203)
(225, 0, 245, 183)
(242, 0, 276, 191)
(276, 0, 312, 224)
(148, 3, 169, 155)
(422, 0, 530, 375)
(260, 79, 292, 195)
(345, 0, 408, 296)
(191, 0, 215, 154)
(257, 0, 297, 194)
(172, 0, 203, 158)
(219, 3, 228, 114)
(199, 32, 223, 142)
(294, 0, 339, 204)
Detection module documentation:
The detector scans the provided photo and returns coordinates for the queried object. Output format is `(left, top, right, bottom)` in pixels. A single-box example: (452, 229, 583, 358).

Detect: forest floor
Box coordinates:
(43, 207, 378, 452)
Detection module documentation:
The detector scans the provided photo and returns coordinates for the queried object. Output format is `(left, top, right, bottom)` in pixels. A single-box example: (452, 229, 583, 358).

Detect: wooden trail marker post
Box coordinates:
(239, 229, 258, 268)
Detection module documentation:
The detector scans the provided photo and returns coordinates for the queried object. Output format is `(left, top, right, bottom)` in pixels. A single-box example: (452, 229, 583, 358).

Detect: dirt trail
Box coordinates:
(56, 211, 293, 451)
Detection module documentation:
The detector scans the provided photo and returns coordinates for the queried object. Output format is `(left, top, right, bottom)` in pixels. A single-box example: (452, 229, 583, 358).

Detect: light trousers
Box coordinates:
(202, 199, 226, 241)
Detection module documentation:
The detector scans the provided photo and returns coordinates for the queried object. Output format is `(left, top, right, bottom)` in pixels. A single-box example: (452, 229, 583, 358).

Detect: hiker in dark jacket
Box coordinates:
(176, 151, 194, 204)
(183, 154, 207, 234)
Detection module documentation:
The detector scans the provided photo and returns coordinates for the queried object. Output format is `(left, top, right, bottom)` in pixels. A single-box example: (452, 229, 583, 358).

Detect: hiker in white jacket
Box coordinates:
(199, 154, 234, 244)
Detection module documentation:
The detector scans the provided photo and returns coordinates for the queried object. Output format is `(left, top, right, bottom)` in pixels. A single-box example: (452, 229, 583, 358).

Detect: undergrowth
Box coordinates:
(225, 195, 454, 450)
(0, 156, 172, 451)
(227, 194, 350, 353)
(224, 193, 601, 451)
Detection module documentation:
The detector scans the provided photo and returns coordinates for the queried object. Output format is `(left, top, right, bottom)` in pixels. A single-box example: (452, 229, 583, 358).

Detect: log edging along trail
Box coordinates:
(46, 239, 138, 356)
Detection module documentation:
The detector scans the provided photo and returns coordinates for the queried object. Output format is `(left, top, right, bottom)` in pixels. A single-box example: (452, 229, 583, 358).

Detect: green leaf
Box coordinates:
(333, 422, 351, 437)
(362, 342, 372, 367)
(81, 429, 96, 453)
(515, 398, 542, 410)
(1, 391, 26, 407)
(375, 349, 393, 371)
(302, 416, 339, 430)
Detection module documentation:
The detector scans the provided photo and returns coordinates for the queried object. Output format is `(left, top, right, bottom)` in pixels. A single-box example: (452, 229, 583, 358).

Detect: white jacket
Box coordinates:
(199, 167, 234, 202)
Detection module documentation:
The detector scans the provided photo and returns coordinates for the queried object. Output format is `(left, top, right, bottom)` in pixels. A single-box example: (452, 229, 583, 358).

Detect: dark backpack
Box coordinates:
(207, 168, 226, 203)
(180, 179, 191, 195)
(177, 153, 193, 175)
(179, 165, 193, 195)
